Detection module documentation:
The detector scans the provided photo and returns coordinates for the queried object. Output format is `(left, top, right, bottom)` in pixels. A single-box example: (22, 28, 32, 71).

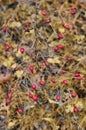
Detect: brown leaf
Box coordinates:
(0, 73, 12, 84)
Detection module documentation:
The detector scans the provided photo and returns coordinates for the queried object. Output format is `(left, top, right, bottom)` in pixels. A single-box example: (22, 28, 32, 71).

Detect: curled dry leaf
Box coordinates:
(7, 121, 16, 129)
(8, 21, 22, 28)
(0, 73, 12, 84)
(47, 57, 61, 64)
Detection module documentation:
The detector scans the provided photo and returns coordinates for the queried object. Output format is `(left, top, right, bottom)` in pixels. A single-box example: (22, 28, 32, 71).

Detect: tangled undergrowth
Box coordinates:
(0, 0, 86, 130)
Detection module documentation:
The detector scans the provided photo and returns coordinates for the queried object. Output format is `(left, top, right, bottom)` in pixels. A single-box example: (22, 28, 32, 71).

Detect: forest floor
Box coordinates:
(0, 0, 86, 130)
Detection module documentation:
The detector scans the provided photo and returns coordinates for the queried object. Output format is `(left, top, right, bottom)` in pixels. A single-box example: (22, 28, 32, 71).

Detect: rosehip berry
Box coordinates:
(73, 107, 78, 113)
(58, 33, 63, 39)
(6, 98, 11, 105)
(75, 72, 80, 77)
(11, 88, 14, 93)
(24, 21, 29, 27)
(20, 48, 25, 53)
(71, 6, 76, 10)
(77, 76, 83, 81)
(56, 95, 60, 101)
(62, 70, 66, 74)
(70, 10, 75, 15)
(3, 25, 7, 32)
(39, 80, 45, 86)
(41, 10, 47, 16)
(51, 78, 56, 83)
(57, 44, 64, 49)
(28, 93, 33, 98)
(54, 47, 59, 52)
(42, 62, 46, 67)
(45, 19, 50, 24)
(5, 45, 10, 51)
(7, 92, 12, 99)
(32, 84, 37, 90)
(45, 61, 49, 66)
(71, 92, 76, 97)
(66, 56, 72, 61)
(29, 66, 34, 73)
(63, 79, 67, 84)
(33, 95, 38, 102)
(65, 24, 70, 30)
(18, 108, 23, 113)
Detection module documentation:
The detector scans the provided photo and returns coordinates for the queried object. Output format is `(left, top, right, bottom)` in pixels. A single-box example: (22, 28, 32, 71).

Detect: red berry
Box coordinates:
(58, 33, 63, 39)
(29, 66, 34, 72)
(45, 19, 50, 24)
(75, 73, 80, 77)
(65, 24, 70, 30)
(24, 21, 29, 27)
(7, 92, 12, 99)
(41, 10, 47, 16)
(56, 95, 60, 101)
(42, 62, 46, 67)
(28, 93, 33, 98)
(71, 92, 76, 97)
(39, 80, 45, 86)
(70, 10, 75, 15)
(54, 47, 59, 52)
(6, 98, 11, 105)
(32, 84, 37, 90)
(33, 95, 38, 102)
(66, 56, 72, 61)
(5, 45, 10, 51)
(71, 6, 76, 10)
(77, 76, 83, 81)
(3, 25, 7, 32)
(62, 70, 66, 74)
(45, 61, 49, 66)
(10, 88, 14, 93)
(63, 79, 67, 84)
(18, 108, 23, 113)
(20, 48, 25, 53)
(51, 78, 56, 83)
(57, 44, 64, 49)
(73, 107, 78, 113)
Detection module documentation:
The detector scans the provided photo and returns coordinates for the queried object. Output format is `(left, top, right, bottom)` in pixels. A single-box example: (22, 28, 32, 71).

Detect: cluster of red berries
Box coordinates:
(41, 10, 51, 24)
(42, 61, 49, 67)
(75, 72, 83, 81)
(6, 89, 14, 105)
(54, 44, 64, 52)
(70, 6, 76, 15)
(29, 93, 38, 102)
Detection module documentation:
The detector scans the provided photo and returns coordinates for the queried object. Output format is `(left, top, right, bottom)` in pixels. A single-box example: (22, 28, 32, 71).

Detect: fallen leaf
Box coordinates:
(0, 73, 12, 84)
(9, 22, 21, 28)
(47, 57, 60, 64)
